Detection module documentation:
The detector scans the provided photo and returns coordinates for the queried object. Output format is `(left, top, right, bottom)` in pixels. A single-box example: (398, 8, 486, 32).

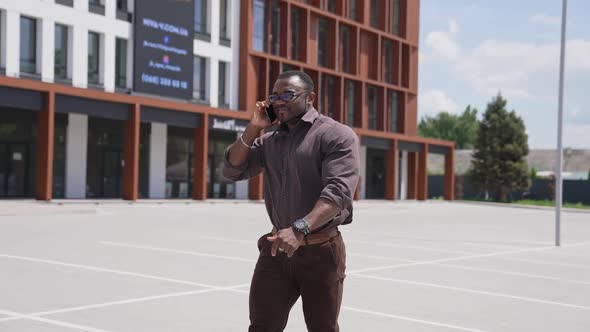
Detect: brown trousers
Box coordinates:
(248, 232, 346, 332)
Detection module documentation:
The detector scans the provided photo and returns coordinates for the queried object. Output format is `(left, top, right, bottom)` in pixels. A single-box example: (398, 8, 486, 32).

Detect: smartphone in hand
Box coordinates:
(266, 104, 277, 123)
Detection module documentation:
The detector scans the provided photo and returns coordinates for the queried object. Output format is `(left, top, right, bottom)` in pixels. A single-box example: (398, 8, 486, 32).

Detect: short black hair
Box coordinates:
(277, 70, 314, 91)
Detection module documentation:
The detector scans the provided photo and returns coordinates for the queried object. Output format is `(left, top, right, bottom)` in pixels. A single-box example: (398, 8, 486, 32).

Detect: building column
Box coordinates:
(65, 113, 88, 198)
(385, 139, 398, 200)
(235, 131, 249, 199)
(359, 144, 367, 199)
(193, 114, 209, 200)
(399, 150, 408, 200)
(72, 25, 88, 88)
(149, 123, 167, 198)
(40, 17, 55, 83)
(407, 152, 417, 199)
(103, 33, 116, 92)
(444, 147, 455, 201)
(35, 92, 55, 200)
(123, 104, 140, 200)
(4, 10, 20, 77)
(417, 144, 428, 200)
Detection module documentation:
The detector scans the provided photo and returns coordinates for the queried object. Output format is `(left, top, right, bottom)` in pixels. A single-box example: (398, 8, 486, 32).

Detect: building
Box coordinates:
(0, 0, 454, 201)
(429, 149, 590, 180)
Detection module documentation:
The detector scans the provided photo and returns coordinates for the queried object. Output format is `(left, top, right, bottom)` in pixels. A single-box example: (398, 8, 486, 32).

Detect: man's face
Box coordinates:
(270, 76, 315, 125)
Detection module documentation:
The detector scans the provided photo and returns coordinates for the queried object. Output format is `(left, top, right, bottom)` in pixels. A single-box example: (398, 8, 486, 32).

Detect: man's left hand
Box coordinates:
(267, 228, 305, 257)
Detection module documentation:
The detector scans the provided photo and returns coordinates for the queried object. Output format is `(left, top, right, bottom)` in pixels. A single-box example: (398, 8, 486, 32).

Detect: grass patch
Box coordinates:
(513, 199, 590, 210)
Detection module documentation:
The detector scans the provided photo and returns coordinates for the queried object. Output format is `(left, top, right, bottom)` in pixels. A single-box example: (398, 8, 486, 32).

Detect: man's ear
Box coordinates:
(307, 91, 316, 105)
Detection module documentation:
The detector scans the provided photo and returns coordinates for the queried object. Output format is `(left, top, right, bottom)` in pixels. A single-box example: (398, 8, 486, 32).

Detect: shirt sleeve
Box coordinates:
(319, 125, 360, 210)
(222, 136, 265, 181)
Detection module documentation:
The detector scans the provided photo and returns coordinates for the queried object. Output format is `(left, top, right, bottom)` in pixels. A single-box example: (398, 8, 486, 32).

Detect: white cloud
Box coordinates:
(425, 19, 460, 60)
(453, 39, 590, 101)
(420, 90, 460, 115)
(529, 14, 561, 26)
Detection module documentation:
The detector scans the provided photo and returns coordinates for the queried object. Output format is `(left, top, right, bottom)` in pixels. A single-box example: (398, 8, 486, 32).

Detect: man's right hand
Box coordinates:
(251, 101, 274, 129)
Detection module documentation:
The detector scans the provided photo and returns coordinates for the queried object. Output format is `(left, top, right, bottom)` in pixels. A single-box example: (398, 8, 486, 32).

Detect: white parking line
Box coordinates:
(347, 239, 476, 254)
(350, 273, 590, 311)
(200, 236, 253, 245)
(347, 245, 563, 274)
(193, 235, 590, 284)
(340, 306, 488, 332)
(0, 284, 250, 323)
(0, 308, 113, 332)
(0, 254, 230, 289)
(499, 257, 590, 270)
(100, 241, 257, 263)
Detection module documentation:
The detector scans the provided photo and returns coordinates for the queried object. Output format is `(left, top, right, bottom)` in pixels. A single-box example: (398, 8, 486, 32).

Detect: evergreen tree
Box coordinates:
(470, 94, 531, 202)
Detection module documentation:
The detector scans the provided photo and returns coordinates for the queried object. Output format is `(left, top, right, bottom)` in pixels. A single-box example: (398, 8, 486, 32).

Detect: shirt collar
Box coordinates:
(300, 108, 319, 124)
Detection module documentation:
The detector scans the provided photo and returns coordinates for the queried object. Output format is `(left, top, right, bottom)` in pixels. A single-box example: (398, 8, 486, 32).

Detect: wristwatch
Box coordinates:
(292, 218, 311, 237)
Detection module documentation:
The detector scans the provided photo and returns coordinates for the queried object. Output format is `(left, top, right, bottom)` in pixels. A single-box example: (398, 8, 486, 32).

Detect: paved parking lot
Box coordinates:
(1, 200, 589, 331)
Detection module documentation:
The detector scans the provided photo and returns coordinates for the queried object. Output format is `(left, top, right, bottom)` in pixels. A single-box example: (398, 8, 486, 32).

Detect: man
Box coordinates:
(223, 70, 360, 332)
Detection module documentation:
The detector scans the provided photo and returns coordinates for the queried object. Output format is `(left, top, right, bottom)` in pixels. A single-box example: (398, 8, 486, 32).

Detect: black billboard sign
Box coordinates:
(134, 0, 194, 99)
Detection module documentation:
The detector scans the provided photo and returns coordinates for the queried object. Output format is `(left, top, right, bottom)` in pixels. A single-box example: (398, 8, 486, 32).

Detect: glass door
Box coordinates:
(0, 142, 29, 198)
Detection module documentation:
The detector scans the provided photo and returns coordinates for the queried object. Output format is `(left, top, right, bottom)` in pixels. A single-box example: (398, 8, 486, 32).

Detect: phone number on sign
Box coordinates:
(141, 74, 188, 89)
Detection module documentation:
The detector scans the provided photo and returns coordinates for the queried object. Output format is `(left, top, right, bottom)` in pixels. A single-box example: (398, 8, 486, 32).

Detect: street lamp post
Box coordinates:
(555, 0, 568, 247)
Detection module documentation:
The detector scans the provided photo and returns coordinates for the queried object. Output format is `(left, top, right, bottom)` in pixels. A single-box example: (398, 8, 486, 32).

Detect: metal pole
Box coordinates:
(555, 0, 568, 247)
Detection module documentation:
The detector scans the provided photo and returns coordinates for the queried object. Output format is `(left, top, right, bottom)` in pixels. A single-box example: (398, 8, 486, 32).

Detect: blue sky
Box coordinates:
(418, 0, 589, 148)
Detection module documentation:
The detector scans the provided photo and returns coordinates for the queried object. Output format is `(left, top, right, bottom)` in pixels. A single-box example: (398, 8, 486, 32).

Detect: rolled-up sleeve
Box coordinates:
(319, 125, 360, 210)
(222, 136, 265, 181)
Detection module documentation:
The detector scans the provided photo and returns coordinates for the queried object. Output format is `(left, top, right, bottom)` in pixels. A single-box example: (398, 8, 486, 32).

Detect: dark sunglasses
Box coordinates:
(268, 90, 310, 103)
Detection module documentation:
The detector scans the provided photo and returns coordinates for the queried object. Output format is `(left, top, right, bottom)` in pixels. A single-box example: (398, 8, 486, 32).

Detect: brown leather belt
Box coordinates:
(271, 227, 339, 246)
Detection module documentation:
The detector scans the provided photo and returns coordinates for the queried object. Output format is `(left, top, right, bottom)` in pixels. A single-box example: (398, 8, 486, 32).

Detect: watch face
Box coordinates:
(294, 219, 306, 230)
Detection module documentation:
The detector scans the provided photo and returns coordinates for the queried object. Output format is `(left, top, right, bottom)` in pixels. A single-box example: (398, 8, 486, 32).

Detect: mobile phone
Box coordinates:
(265, 104, 277, 123)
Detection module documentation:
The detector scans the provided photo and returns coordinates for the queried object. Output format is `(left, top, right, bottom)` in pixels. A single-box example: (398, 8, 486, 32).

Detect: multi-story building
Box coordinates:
(0, 0, 454, 201)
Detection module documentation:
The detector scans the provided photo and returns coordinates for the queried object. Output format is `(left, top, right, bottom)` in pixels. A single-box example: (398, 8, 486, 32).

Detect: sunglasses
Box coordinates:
(268, 90, 310, 103)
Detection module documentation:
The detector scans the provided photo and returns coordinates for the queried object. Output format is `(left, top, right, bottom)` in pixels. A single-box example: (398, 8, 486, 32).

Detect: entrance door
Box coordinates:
(0, 142, 29, 198)
(101, 148, 123, 198)
(366, 149, 386, 199)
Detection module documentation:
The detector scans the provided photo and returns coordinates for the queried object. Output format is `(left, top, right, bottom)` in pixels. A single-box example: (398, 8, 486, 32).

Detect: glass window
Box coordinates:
(340, 25, 350, 73)
(87, 32, 100, 84)
(166, 127, 193, 199)
(194, 0, 208, 34)
(368, 86, 377, 130)
(327, 0, 336, 13)
(321, 75, 335, 118)
(270, 1, 280, 55)
(253, 0, 266, 52)
(393, 0, 400, 35)
(347, 81, 355, 127)
(219, 0, 230, 42)
(291, 8, 300, 60)
(116, 0, 127, 11)
(115, 38, 127, 89)
(193, 56, 207, 101)
(348, 0, 357, 20)
(317, 18, 328, 67)
(383, 40, 393, 83)
(89, 0, 101, 5)
(370, 0, 379, 28)
(389, 90, 399, 133)
(54, 24, 68, 79)
(1, 12, 4, 70)
(52, 113, 67, 198)
(20, 16, 37, 74)
(218, 61, 228, 107)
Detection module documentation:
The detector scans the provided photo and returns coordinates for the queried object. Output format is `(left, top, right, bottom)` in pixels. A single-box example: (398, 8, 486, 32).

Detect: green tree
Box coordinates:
(470, 94, 531, 202)
(418, 106, 478, 149)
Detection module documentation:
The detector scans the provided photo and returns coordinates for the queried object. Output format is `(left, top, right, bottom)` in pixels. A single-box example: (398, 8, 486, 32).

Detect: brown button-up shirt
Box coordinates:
(223, 108, 360, 233)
